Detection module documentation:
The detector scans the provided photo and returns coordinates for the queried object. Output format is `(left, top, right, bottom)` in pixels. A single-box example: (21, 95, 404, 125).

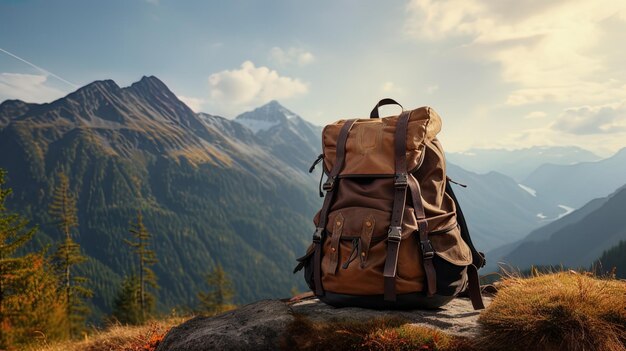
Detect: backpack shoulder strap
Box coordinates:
(445, 179, 485, 310)
(445, 180, 485, 268)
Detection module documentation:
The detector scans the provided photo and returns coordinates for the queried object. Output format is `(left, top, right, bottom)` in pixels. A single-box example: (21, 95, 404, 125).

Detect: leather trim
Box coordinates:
(325, 213, 344, 275)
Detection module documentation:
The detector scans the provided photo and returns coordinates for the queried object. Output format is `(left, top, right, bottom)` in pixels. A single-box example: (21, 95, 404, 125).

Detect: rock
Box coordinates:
(156, 300, 293, 351)
(292, 297, 491, 338)
(157, 297, 491, 351)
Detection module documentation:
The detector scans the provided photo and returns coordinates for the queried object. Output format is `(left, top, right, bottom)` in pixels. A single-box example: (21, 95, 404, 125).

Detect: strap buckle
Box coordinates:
(420, 239, 435, 259)
(312, 228, 324, 242)
(394, 173, 408, 188)
(322, 177, 336, 191)
(387, 226, 402, 242)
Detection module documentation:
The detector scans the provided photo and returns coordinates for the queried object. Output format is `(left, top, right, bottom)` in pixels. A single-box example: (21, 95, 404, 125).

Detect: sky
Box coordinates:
(1, 0, 625, 156)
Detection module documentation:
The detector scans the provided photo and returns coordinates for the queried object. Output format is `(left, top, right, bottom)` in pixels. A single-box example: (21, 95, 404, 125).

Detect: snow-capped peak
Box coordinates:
(234, 100, 300, 133)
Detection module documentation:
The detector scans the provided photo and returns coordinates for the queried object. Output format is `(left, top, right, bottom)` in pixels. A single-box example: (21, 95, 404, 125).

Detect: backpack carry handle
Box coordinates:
(370, 98, 403, 118)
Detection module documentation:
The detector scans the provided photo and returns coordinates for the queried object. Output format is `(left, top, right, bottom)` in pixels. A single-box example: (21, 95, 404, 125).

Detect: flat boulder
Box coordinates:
(157, 297, 491, 351)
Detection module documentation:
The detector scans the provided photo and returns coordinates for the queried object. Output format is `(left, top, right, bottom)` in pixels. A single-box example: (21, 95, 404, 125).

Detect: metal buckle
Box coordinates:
(420, 239, 435, 259)
(394, 173, 408, 188)
(387, 226, 402, 242)
(322, 177, 335, 191)
(312, 228, 324, 242)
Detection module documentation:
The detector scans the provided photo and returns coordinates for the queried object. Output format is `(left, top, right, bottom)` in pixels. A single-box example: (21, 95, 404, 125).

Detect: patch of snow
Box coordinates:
(235, 118, 280, 133)
(536, 213, 547, 219)
(518, 184, 537, 197)
(283, 110, 298, 119)
(556, 205, 575, 219)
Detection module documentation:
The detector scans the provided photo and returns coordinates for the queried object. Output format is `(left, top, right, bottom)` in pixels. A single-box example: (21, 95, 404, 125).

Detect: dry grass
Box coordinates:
(478, 271, 626, 351)
(22, 272, 626, 351)
(26, 316, 188, 351)
(281, 315, 474, 351)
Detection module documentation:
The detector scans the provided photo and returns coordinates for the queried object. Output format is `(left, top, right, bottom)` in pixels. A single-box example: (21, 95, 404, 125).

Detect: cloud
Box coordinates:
(178, 95, 206, 113)
(0, 73, 66, 103)
(269, 47, 315, 66)
(405, 0, 626, 105)
(207, 61, 309, 116)
(524, 111, 547, 119)
(552, 101, 626, 135)
(475, 101, 626, 155)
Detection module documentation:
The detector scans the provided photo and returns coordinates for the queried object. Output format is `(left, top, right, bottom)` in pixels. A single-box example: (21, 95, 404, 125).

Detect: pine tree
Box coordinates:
(0, 169, 65, 348)
(112, 275, 143, 325)
(125, 211, 158, 323)
(49, 172, 92, 338)
(197, 264, 235, 315)
(6, 254, 67, 347)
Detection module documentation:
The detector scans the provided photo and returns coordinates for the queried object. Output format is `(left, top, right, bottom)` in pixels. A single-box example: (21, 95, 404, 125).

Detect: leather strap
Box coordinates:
(325, 213, 344, 275)
(313, 119, 356, 296)
(370, 98, 403, 118)
(446, 180, 485, 309)
(383, 111, 411, 301)
(359, 214, 375, 268)
(467, 264, 485, 310)
(445, 181, 485, 268)
(407, 173, 437, 296)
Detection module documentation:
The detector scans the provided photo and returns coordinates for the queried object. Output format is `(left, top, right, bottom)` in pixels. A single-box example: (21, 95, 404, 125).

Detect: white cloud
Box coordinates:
(476, 101, 626, 155)
(178, 95, 206, 113)
(405, 0, 626, 106)
(0, 73, 66, 103)
(552, 101, 626, 135)
(207, 61, 309, 116)
(269, 47, 315, 66)
(524, 111, 547, 119)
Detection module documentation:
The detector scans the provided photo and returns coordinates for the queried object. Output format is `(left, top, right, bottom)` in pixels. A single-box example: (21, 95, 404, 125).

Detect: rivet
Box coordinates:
(365, 221, 372, 227)
(331, 247, 336, 252)
(361, 252, 366, 257)
(336, 221, 342, 227)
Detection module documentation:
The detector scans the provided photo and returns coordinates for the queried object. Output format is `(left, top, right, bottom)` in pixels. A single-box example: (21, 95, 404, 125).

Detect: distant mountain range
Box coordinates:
(447, 146, 600, 181)
(522, 148, 626, 208)
(446, 164, 563, 252)
(486, 185, 626, 272)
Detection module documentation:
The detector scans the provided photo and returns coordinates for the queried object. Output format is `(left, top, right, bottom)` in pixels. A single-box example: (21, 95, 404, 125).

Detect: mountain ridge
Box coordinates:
(0, 76, 323, 314)
(497, 184, 626, 270)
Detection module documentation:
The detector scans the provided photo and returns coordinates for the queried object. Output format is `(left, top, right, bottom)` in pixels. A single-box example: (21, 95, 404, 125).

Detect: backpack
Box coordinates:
(294, 98, 485, 310)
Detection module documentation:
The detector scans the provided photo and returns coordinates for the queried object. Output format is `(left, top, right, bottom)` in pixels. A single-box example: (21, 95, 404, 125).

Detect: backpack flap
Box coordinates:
(322, 107, 442, 176)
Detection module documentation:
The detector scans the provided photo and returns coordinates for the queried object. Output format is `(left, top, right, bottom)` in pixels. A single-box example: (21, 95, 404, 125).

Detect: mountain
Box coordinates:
(235, 101, 322, 173)
(446, 164, 563, 252)
(597, 240, 626, 278)
(0, 76, 321, 314)
(496, 185, 626, 270)
(483, 194, 610, 272)
(446, 146, 600, 181)
(523, 148, 626, 208)
(0, 99, 34, 127)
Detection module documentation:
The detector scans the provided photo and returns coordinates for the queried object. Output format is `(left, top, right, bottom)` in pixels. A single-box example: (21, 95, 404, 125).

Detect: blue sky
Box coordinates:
(1, 0, 625, 155)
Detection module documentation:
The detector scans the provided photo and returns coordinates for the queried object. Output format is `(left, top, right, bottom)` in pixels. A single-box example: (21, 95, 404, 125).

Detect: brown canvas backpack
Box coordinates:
(294, 98, 485, 310)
